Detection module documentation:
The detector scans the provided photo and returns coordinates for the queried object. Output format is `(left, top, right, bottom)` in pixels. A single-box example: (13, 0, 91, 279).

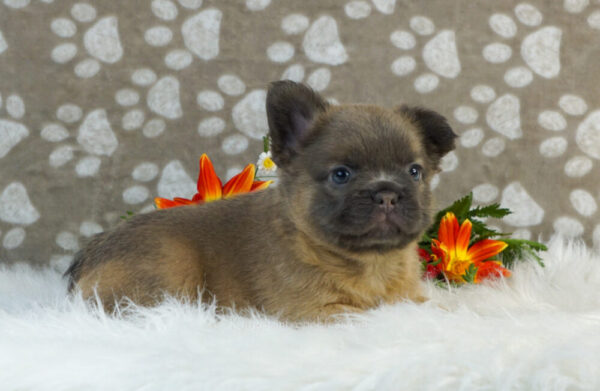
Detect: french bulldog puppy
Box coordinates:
(65, 81, 456, 322)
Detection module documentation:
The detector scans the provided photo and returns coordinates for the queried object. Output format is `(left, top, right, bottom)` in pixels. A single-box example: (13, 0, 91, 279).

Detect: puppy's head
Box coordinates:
(267, 81, 456, 253)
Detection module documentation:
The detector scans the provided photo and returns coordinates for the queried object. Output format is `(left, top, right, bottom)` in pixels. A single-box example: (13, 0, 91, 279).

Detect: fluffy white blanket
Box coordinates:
(1, 238, 599, 391)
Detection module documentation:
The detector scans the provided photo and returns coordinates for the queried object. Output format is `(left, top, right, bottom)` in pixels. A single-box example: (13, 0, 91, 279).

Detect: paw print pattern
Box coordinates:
(51, 218, 105, 271)
(2, 0, 53, 8)
(562, 0, 600, 30)
(277, 14, 338, 99)
(144, 0, 222, 71)
(0, 29, 7, 55)
(0, 92, 28, 159)
(455, 84, 514, 158)
(119, 68, 180, 139)
(278, 14, 336, 98)
(0, 182, 40, 250)
(50, 2, 123, 78)
(199, 74, 258, 156)
(344, 0, 396, 19)
(388, 15, 461, 93)
(41, 103, 118, 177)
(482, 4, 561, 88)
(0, 92, 39, 251)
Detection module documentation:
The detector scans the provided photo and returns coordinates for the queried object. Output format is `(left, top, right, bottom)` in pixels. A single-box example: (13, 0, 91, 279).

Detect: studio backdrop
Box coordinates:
(0, 0, 599, 267)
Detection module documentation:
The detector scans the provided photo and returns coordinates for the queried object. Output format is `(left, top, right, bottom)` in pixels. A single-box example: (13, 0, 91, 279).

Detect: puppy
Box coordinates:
(65, 81, 456, 322)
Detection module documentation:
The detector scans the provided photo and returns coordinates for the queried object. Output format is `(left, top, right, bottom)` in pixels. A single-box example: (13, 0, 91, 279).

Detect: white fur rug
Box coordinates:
(1, 238, 599, 391)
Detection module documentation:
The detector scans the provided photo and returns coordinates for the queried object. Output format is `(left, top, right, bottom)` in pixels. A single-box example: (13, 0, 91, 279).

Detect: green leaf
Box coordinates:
(499, 238, 547, 268)
(462, 263, 478, 283)
(439, 192, 473, 222)
(422, 193, 474, 244)
(466, 203, 512, 220)
(263, 135, 270, 153)
(120, 211, 136, 220)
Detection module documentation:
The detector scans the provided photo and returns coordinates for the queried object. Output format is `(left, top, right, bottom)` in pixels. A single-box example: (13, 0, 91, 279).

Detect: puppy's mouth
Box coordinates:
(366, 207, 421, 236)
(330, 205, 425, 251)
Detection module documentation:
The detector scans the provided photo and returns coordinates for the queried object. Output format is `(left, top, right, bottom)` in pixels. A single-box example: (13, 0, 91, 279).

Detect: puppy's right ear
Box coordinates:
(266, 81, 329, 166)
(396, 105, 457, 168)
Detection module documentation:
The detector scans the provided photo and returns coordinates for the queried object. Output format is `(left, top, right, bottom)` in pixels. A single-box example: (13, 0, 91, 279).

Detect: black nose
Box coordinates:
(373, 191, 398, 213)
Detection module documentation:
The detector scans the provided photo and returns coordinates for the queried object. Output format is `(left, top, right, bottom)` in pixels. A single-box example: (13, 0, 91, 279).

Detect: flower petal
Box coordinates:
(173, 197, 197, 206)
(250, 180, 273, 192)
(424, 264, 440, 280)
(455, 219, 472, 260)
(438, 212, 459, 250)
(155, 197, 174, 209)
(223, 164, 255, 198)
(154, 197, 187, 209)
(475, 260, 511, 282)
(467, 239, 508, 264)
(418, 248, 431, 261)
(197, 154, 222, 202)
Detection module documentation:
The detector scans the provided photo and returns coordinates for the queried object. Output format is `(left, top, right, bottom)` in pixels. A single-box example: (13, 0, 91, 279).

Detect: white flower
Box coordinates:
(256, 151, 277, 178)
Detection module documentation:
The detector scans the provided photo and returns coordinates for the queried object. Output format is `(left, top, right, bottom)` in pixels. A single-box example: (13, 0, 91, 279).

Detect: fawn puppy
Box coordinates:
(66, 81, 456, 321)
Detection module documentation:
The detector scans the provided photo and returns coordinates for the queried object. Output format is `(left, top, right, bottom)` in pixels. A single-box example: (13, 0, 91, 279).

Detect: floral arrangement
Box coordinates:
(149, 139, 546, 285)
(418, 193, 546, 284)
(154, 137, 278, 209)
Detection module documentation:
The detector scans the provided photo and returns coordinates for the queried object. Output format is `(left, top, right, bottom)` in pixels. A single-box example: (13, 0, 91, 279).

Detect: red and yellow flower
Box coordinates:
(155, 154, 272, 209)
(424, 212, 510, 283)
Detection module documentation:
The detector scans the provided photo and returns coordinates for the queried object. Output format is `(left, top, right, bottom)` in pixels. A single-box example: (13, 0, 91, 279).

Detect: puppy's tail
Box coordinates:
(63, 251, 84, 292)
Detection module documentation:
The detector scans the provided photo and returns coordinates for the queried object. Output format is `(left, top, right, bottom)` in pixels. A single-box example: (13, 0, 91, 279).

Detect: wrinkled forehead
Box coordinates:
(305, 105, 425, 168)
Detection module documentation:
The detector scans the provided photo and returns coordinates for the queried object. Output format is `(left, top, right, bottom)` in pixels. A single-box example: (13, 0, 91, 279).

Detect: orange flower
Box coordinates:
(430, 212, 510, 283)
(155, 154, 272, 209)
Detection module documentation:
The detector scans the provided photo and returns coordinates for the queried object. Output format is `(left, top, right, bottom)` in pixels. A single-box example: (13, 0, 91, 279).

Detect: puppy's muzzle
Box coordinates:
(373, 191, 398, 213)
(369, 181, 407, 214)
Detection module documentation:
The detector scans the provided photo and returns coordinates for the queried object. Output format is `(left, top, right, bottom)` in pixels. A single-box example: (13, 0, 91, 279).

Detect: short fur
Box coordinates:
(65, 81, 456, 322)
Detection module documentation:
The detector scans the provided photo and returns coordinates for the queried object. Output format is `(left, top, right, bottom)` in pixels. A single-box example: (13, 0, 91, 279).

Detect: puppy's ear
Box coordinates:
(397, 105, 457, 167)
(266, 81, 329, 166)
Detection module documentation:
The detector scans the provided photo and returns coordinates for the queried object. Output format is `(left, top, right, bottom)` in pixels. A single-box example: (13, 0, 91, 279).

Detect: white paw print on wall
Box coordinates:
(51, 219, 103, 271)
(344, 0, 398, 19)
(144, 0, 222, 71)
(122, 159, 194, 214)
(274, 12, 348, 67)
(278, 14, 336, 97)
(0, 29, 7, 55)
(0, 91, 38, 249)
(119, 68, 183, 139)
(2, 0, 54, 9)
(561, 0, 600, 30)
(482, 4, 562, 88)
(199, 74, 266, 156)
(455, 84, 517, 159)
(122, 162, 161, 208)
(534, 92, 600, 183)
(49, 3, 123, 78)
(388, 15, 461, 93)
(537, 94, 591, 161)
(0, 182, 40, 250)
(41, 103, 118, 177)
(0, 92, 28, 159)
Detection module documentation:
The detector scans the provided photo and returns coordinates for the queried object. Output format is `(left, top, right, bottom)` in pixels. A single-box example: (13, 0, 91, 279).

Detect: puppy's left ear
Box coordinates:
(266, 81, 329, 167)
(397, 105, 457, 168)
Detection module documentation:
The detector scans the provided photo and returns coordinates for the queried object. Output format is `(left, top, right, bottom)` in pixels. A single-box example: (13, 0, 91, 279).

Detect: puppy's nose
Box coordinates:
(373, 191, 398, 213)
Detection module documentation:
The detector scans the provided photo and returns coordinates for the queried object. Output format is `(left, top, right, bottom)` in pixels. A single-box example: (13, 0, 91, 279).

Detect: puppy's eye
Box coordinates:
(330, 166, 352, 185)
(408, 164, 422, 181)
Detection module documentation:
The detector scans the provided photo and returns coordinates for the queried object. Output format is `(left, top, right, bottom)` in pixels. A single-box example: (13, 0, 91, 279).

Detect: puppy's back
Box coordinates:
(64, 190, 280, 310)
